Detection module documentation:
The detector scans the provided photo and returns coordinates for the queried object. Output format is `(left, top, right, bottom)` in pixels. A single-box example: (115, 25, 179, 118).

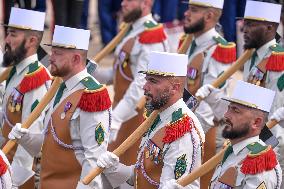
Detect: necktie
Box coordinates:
(6, 66, 16, 89)
(249, 51, 258, 71)
(222, 145, 233, 164)
(53, 82, 66, 107)
(188, 40, 197, 58)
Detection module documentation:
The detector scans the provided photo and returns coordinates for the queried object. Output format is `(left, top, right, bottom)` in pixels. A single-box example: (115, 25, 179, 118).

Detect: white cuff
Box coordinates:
(11, 164, 34, 187)
(104, 164, 134, 188)
(19, 133, 44, 157)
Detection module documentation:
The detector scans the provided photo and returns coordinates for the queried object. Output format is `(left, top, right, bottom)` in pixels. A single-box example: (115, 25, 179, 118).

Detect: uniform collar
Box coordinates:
(159, 98, 184, 121)
(15, 54, 38, 75)
(256, 39, 276, 59)
(65, 69, 89, 91)
(132, 14, 153, 30)
(195, 28, 219, 46)
(232, 136, 260, 155)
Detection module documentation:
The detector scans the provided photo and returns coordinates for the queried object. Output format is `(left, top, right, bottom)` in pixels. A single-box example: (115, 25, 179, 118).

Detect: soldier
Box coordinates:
(96, 51, 205, 189)
(108, 0, 169, 166)
(181, 0, 236, 186)
(8, 26, 112, 189)
(1, 8, 51, 188)
(197, 80, 282, 188)
(240, 1, 284, 186)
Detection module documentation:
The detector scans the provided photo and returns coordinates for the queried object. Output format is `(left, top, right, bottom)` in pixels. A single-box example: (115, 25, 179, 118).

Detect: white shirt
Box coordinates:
(20, 69, 110, 188)
(210, 136, 282, 189)
(187, 28, 232, 130)
(1, 54, 49, 186)
(112, 14, 169, 128)
(138, 99, 205, 189)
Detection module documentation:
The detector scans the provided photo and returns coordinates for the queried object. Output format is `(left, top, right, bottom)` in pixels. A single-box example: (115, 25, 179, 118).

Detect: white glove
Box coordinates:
(162, 179, 184, 189)
(76, 182, 92, 189)
(97, 151, 119, 171)
(270, 107, 284, 127)
(195, 84, 215, 99)
(8, 123, 29, 140)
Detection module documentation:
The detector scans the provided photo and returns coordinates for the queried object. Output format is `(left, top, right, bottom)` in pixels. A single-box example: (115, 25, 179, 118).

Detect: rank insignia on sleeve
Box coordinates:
(95, 123, 105, 145)
(174, 154, 187, 179)
(256, 182, 267, 189)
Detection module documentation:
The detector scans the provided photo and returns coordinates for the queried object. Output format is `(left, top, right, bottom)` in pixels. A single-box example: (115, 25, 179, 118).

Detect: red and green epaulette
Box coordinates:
(177, 34, 187, 50)
(162, 108, 194, 143)
(266, 44, 284, 72)
(0, 155, 8, 176)
(241, 142, 277, 175)
(139, 20, 167, 44)
(78, 76, 111, 112)
(212, 36, 236, 64)
(19, 61, 51, 94)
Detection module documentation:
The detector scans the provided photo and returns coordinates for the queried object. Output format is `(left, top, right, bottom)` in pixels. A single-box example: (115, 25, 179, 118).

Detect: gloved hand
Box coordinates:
(162, 179, 184, 189)
(195, 84, 215, 99)
(76, 182, 92, 189)
(270, 107, 284, 127)
(8, 123, 29, 140)
(97, 151, 119, 172)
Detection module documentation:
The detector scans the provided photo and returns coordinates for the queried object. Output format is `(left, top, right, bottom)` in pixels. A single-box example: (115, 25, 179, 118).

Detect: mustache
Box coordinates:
(144, 91, 153, 98)
(220, 117, 233, 127)
(5, 44, 11, 52)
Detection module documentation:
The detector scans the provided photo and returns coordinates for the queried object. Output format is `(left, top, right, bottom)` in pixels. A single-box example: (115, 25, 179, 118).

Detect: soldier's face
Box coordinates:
(49, 47, 72, 77)
(143, 75, 172, 111)
(3, 28, 27, 67)
(121, 0, 143, 23)
(184, 5, 206, 34)
(243, 20, 267, 49)
(222, 103, 252, 140)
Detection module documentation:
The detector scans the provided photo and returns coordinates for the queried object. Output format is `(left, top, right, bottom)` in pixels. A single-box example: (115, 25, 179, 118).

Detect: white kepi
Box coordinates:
(187, 0, 224, 9)
(223, 80, 276, 112)
(47, 25, 90, 50)
(6, 7, 45, 31)
(244, 1, 282, 23)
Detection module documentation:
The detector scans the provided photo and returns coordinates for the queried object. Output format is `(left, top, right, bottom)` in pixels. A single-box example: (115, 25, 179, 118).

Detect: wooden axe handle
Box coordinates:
(82, 110, 159, 185)
(178, 35, 193, 54)
(177, 118, 279, 186)
(0, 67, 12, 83)
(91, 23, 130, 63)
(2, 77, 62, 154)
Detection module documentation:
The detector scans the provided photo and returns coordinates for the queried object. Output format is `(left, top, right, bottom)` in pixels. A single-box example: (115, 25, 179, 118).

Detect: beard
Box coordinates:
(50, 63, 70, 77)
(3, 40, 27, 67)
(244, 30, 266, 50)
(184, 17, 205, 34)
(123, 8, 142, 23)
(221, 118, 250, 140)
(145, 89, 171, 111)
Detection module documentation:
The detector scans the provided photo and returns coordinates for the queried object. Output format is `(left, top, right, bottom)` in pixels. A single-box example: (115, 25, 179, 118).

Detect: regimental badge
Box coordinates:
(174, 154, 187, 179)
(256, 182, 267, 189)
(277, 73, 284, 92)
(95, 123, 105, 145)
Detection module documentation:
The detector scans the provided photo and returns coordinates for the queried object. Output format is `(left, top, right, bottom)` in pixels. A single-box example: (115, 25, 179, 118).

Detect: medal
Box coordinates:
(60, 112, 66, 119)
(16, 104, 21, 112)
(60, 101, 72, 120)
